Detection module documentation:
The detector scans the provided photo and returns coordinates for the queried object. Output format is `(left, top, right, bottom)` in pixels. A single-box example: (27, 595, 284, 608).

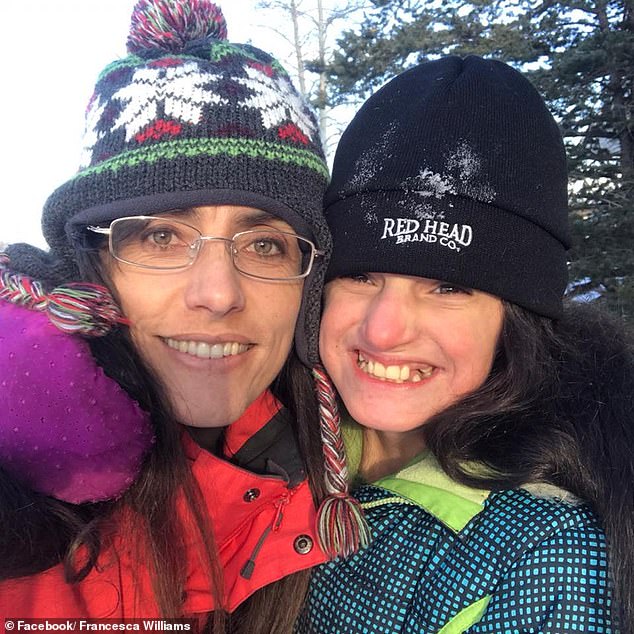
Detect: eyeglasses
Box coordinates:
(87, 216, 324, 281)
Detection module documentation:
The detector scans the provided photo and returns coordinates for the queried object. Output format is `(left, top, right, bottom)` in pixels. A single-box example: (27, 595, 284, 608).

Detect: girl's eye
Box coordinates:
(435, 283, 471, 295)
(343, 273, 371, 284)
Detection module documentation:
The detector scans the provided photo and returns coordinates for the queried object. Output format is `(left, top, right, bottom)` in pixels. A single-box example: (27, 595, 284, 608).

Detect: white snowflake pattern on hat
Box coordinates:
(79, 62, 226, 166)
(79, 61, 320, 168)
(79, 98, 108, 169)
(236, 66, 317, 141)
(111, 62, 225, 141)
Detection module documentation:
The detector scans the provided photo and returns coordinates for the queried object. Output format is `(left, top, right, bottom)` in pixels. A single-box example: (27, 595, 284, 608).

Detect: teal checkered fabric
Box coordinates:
(297, 486, 614, 633)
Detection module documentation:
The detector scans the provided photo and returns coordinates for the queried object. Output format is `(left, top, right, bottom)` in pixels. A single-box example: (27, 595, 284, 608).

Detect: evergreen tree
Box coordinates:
(328, 0, 633, 317)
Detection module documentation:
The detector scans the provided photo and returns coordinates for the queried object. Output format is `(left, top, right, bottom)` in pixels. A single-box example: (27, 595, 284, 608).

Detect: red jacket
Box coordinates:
(0, 391, 327, 618)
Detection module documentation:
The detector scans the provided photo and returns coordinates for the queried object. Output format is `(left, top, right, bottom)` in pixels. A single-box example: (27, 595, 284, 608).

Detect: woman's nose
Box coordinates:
(183, 240, 245, 316)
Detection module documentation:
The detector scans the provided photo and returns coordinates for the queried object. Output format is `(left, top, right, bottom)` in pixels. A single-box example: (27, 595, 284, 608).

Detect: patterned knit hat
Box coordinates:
(8, 0, 330, 366)
(324, 55, 570, 318)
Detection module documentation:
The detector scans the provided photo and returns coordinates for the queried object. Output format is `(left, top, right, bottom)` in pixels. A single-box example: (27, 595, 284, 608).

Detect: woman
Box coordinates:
(298, 56, 633, 632)
(0, 1, 365, 631)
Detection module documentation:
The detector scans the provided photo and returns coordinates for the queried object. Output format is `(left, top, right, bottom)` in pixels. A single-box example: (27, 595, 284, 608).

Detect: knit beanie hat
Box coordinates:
(324, 55, 570, 317)
(6, 0, 330, 366)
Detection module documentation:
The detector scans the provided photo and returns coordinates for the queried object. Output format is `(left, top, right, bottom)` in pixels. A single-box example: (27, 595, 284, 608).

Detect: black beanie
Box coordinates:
(324, 55, 570, 318)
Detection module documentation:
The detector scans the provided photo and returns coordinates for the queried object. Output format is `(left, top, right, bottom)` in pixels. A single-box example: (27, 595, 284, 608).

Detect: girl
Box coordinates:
(0, 1, 365, 631)
(299, 56, 633, 633)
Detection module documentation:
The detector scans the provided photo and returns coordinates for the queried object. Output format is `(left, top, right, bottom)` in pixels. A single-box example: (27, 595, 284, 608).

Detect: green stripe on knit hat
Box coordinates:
(72, 137, 329, 181)
(208, 41, 289, 74)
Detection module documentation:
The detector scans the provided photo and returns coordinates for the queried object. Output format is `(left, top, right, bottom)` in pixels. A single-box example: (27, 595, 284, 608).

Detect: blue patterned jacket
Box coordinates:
(297, 426, 614, 634)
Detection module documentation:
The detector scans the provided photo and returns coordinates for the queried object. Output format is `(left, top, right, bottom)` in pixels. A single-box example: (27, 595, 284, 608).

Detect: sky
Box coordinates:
(0, 0, 311, 248)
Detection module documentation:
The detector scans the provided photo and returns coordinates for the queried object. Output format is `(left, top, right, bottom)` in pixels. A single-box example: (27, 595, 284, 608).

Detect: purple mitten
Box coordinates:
(0, 301, 154, 503)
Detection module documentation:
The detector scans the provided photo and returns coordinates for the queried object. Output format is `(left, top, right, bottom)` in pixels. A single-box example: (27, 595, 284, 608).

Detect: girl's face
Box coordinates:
(319, 273, 504, 435)
(107, 205, 303, 429)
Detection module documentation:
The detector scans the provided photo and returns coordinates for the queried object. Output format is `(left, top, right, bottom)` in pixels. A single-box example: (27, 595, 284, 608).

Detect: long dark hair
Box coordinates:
(0, 467, 104, 578)
(424, 302, 634, 631)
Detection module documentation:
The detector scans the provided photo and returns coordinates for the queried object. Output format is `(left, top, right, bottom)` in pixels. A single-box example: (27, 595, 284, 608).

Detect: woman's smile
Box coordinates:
(109, 205, 303, 428)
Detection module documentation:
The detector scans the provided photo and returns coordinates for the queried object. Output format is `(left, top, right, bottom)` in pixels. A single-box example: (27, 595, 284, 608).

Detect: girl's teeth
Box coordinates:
(357, 354, 433, 383)
(385, 365, 400, 380)
(166, 338, 248, 359)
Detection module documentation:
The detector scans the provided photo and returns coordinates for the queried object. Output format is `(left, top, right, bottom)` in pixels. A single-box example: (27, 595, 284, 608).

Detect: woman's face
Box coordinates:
(107, 205, 304, 428)
(319, 273, 504, 434)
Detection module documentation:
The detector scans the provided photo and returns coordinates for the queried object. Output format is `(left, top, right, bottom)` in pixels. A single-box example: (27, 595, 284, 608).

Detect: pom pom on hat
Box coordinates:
(127, 0, 227, 55)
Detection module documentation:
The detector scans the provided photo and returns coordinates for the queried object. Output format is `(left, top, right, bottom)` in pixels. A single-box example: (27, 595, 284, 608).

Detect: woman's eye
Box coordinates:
(149, 230, 175, 246)
(250, 238, 284, 256)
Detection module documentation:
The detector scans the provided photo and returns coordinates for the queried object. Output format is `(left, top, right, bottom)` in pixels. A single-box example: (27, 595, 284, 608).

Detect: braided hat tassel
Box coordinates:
(313, 365, 371, 558)
(0, 256, 127, 337)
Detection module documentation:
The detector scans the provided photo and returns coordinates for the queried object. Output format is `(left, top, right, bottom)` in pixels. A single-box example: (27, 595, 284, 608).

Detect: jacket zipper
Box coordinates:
(361, 491, 464, 536)
(240, 491, 291, 579)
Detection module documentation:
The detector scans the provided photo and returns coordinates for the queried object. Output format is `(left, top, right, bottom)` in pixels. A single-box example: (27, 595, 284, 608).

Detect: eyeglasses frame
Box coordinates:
(87, 215, 326, 281)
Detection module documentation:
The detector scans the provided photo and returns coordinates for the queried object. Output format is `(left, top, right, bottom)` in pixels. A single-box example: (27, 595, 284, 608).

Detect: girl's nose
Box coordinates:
(360, 280, 417, 351)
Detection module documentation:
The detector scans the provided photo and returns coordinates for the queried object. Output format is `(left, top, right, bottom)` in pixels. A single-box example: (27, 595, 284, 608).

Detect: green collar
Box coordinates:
(342, 418, 490, 532)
